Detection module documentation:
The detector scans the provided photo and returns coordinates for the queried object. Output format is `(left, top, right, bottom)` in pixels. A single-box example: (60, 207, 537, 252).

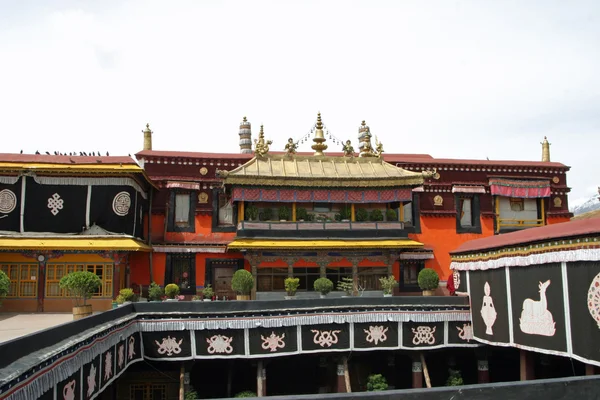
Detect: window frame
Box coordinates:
(164, 254, 196, 295)
(256, 267, 288, 292)
(455, 194, 481, 234)
(404, 193, 421, 233)
(0, 263, 38, 298)
(167, 191, 196, 233)
(45, 263, 113, 298)
(211, 188, 237, 233)
(357, 267, 388, 291)
(399, 260, 425, 292)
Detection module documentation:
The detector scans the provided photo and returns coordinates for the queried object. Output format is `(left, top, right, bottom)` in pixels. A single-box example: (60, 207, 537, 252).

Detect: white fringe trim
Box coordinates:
(31, 176, 148, 199)
(0, 176, 20, 185)
(451, 248, 600, 271)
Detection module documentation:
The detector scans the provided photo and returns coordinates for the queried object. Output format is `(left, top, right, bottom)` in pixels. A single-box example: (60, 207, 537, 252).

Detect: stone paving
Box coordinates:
(0, 313, 74, 343)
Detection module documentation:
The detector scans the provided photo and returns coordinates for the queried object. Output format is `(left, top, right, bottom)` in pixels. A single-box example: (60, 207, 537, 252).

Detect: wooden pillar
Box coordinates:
(336, 362, 346, 392)
(113, 252, 122, 299)
(238, 201, 245, 223)
(179, 364, 185, 400)
(477, 359, 490, 384)
(350, 203, 356, 222)
(36, 254, 46, 313)
(292, 202, 296, 222)
(257, 360, 265, 397)
(351, 258, 359, 296)
(412, 359, 423, 388)
(540, 197, 546, 226)
(495, 196, 500, 233)
(520, 350, 535, 381)
(285, 257, 294, 278)
(245, 252, 260, 300)
(317, 251, 328, 278)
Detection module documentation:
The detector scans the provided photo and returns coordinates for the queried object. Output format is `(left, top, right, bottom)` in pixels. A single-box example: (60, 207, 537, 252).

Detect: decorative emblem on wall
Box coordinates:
(117, 344, 125, 369)
(587, 272, 600, 329)
(198, 192, 209, 203)
(456, 323, 473, 342)
(155, 336, 183, 356)
(47, 193, 64, 216)
(519, 280, 556, 336)
(364, 325, 389, 345)
(261, 332, 286, 352)
(411, 326, 436, 345)
(553, 197, 562, 208)
(480, 282, 497, 335)
(0, 189, 16, 214)
(128, 336, 136, 360)
(552, 176, 560, 184)
(411, 361, 422, 373)
(453, 270, 461, 291)
(311, 329, 341, 348)
(433, 195, 443, 206)
(104, 352, 113, 380)
(199, 167, 208, 175)
(62, 380, 76, 400)
(112, 191, 131, 216)
(86, 364, 97, 397)
(206, 334, 234, 354)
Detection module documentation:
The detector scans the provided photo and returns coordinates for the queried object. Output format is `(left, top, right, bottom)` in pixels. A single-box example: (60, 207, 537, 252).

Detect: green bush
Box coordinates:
(148, 282, 163, 301)
(339, 205, 351, 220)
(366, 373, 388, 391)
(296, 207, 308, 221)
(386, 208, 397, 221)
(356, 208, 369, 222)
(59, 271, 101, 306)
(314, 277, 333, 295)
(116, 288, 136, 304)
(379, 275, 398, 295)
(185, 389, 199, 400)
(0, 270, 10, 306)
(278, 206, 291, 220)
(284, 277, 300, 296)
(235, 391, 256, 398)
(202, 284, 214, 298)
(231, 269, 254, 295)
(370, 209, 383, 221)
(245, 204, 258, 221)
(418, 268, 440, 291)
(164, 283, 180, 299)
(337, 276, 354, 296)
(260, 208, 273, 221)
(446, 368, 464, 386)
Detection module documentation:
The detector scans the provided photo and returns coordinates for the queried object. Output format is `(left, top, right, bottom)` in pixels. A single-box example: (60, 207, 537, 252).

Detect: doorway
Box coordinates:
(205, 259, 244, 300)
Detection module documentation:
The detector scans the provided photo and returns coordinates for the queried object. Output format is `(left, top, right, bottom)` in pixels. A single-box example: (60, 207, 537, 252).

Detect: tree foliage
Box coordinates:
(59, 271, 101, 306)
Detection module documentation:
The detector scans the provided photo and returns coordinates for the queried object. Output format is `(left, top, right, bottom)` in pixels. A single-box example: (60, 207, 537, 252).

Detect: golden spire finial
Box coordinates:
(243, 116, 247, 122)
(541, 136, 551, 162)
(254, 124, 272, 157)
(311, 112, 328, 156)
(142, 123, 153, 151)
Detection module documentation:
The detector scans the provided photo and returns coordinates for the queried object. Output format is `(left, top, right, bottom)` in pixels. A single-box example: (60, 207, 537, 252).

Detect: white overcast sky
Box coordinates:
(0, 0, 598, 207)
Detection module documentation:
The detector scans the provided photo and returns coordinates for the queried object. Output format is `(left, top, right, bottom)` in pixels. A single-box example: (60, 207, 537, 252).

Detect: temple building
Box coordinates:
(134, 113, 572, 299)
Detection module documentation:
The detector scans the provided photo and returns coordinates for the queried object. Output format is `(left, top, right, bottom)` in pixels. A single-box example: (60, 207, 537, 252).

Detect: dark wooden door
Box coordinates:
(213, 267, 236, 300)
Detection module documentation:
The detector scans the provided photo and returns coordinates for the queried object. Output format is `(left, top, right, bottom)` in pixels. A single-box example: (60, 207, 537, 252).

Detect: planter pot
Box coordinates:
(165, 298, 179, 302)
(149, 300, 161, 303)
(319, 294, 328, 299)
(422, 290, 436, 296)
(383, 294, 393, 298)
(203, 299, 212, 302)
(284, 295, 296, 300)
(111, 301, 118, 309)
(236, 295, 251, 301)
(73, 304, 92, 320)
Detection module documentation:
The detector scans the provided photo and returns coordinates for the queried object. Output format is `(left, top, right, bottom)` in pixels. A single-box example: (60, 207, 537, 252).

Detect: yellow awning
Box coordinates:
(227, 239, 424, 250)
(0, 237, 152, 252)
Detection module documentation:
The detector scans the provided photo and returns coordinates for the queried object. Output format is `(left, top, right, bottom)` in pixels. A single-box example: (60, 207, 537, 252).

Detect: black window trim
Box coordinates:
(212, 188, 238, 233)
(455, 193, 482, 234)
(404, 192, 421, 234)
(164, 253, 196, 295)
(167, 190, 196, 233)
(399, 260, 425, 292)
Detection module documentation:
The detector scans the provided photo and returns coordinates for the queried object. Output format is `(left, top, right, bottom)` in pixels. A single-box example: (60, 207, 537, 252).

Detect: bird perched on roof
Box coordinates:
(20, 150, 23, 154)
(35, 151, 40, 155)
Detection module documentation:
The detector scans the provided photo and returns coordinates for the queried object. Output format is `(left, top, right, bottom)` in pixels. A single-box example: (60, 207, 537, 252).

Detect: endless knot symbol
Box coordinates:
(112, 191, 131, 216)
(411, 326, 436, 345)
(311, 329, 341, 348)
(47, 193, 64, 216)
(155, 336, 183, 356)
(206, 334, 234, 354)
(261, 332, 286, 352)
(364, 325, 389, 345)
(0, 189, 16, 214)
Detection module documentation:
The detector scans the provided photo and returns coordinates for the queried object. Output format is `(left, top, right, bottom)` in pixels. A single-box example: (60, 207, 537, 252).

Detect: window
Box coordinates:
(293, 267, 321, 290)
(357, 267, 388, 291)
(509, 198, 524, 212)
(165, 254, 195, 294)
(402, 202, 413, 226)
(130, 384, 167, 400)
(0, 263, 38, 297)
(456, 195, 481, 234)
(497, 197, 542, 231)
(400, 261, 424, 291)
(257, 267, 287, 291)
(211, 189, 237, 232)
(313, 203, 331, 212)
(326, 267, 353, 290)
(168, 191, 195, 232)
(46, 263, 113, 297)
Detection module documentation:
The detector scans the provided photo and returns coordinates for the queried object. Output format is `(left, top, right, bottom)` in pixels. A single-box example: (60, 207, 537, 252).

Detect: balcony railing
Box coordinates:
(237, 220, 405, 231)
(498, 218, 544, 229)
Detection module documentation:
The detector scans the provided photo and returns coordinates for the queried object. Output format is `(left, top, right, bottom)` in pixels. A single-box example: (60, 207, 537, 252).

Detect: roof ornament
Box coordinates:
(239, 116, 253, 154)
(311, 112, 328, 156)
(284, 138, 298, 156)
(142, 123, 153, 151)
(422, 168, 440, 180)
(254, 125, 272, 157)
(358, 121, 382, 157)
(342, 140, 355, 157)
(541, 136, 551, 162)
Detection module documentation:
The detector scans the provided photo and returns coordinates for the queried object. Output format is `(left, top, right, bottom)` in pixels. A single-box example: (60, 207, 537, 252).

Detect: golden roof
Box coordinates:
(217, 153, 428, 188)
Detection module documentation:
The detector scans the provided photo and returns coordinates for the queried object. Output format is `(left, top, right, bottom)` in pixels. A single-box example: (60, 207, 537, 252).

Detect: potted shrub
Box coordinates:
(339, 205, 351, 221)
(366, 374, 388, 391)
(148, 282, 163, 302)
(202, 284, 214, 301)
(164, 283, 180, 301)
(0, 270, 10, 307)
(284, 277, 300, 299)
(296, 207, 308, 221)
(115, 288, 137, 305)
(370, 209, 384, 221)
(418, 268, 440, 296)
(356, 208, 369, 222)
(278, 206, 291, 221)
(314, 277, 333, 298)
(231, 269, 254, 300)
(446, 368, 464, 386)
(192, 294, 202, 301)
(245, 204, 258, 221)
(379, 275, 398, 297)
(59, 271, 101, 320)
(386, 208, 397, 221)
(260, 208, 273, 221)
(337, 276, 354, 297)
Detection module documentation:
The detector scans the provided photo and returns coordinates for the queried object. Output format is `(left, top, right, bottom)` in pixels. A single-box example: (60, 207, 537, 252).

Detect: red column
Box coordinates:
(412, 360, 423, 388)
(477, 359, 490, 383)
(261, 366, 266, 396)
(520, 350, 535, 381)
(36, 255, 46, 312)
(337, 362, 346, 392)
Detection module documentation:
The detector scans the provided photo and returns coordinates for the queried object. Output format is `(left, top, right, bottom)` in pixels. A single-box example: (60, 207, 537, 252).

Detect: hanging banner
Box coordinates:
(56, 367, 81, 400)
(568, 261, 600, 364)
(353, 322, 399, 349)
(143, 331, 193, 360)
(468, 268, 511, 344)
(195, 329, 245, 357)
(0, 177, 22, 232)
(301, 324, 350, 352)
(83, 354, 101, 400)
(248, 326, 298, 356)
(89, 186, 137, 235)
(402, 322, 444, 348)
(447, 321, 476, 345)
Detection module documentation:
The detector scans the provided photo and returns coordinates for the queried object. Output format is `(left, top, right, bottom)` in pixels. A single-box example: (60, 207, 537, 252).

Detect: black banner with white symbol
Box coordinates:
(195, 329, 245, 357)
(402, 322, 444, 348)
(248, 326, 297, 355)
(100, 345, 115, 389)
(568, 261, 600, 364)
(448, 321, 475, 345)
(0, 178, 21, 232)
(301, 324, 350, 351)
(126, 332, 142, 366)
(353, 322, 398, 349)
(57, 366, 81, 400)
(468, 268, 511, 344)
(90, 186, 136, 234)
(82, 354, 101, 400)
(143, 331, 192, 359)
